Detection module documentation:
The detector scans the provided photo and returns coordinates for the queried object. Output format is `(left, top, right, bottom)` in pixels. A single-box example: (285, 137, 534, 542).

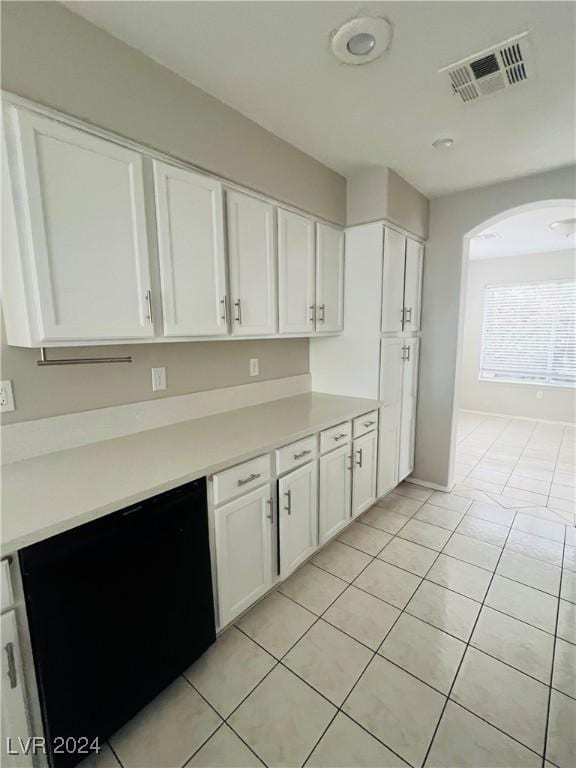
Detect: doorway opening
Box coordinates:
(452, 200, 575, 524)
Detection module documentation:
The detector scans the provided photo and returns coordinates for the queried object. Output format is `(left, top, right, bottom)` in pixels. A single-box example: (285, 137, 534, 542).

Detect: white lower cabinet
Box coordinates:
(1, 611, 32, 768)
(319, 444, 351, 544)
(214, 485, 273, 627)
(398, 338, 420, 482)
(352, 430, 378, 518)
(378, 337, 420, 494)
(278, 462, 318, 578)
(378, 337, 404, 496)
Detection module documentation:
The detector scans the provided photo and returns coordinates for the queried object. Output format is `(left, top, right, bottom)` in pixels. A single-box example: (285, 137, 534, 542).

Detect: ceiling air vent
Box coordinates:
(439, 33, 532, 104)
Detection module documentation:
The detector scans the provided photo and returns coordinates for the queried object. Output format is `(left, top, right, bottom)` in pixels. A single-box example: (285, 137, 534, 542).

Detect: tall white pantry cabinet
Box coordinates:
(310, 221, 424, 496)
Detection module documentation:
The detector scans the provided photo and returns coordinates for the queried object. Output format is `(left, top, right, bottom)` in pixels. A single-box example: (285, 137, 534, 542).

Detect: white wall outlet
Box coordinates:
(249, 358, 260, 377)
(536, 390, 544, 400)
(0, 380, 15, 412)
(151, 367, 167, 392)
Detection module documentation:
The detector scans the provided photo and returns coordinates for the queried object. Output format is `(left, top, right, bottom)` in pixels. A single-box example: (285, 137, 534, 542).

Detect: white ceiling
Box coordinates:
(63, 1, 576, 197)
(469, 204, 576, 259)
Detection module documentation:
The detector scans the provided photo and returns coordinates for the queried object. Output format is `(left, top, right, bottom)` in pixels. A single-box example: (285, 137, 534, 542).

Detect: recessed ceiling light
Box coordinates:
(432, 137, 455, 149)
(331, 17, 393, 66)
(549, 218, 576, 237)
(347, 32, 376, 57)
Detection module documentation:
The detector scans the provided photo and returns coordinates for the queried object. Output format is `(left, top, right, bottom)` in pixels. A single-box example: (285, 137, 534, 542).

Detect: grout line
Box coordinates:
(541, 527, 567, 768)
(420, 508, 524, 766)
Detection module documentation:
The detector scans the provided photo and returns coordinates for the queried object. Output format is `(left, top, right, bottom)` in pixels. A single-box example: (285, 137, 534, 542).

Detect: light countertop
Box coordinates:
(1, 392, 380, 555)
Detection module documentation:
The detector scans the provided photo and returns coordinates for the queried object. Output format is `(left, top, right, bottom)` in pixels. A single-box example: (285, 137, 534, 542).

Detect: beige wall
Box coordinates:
(459, 250, 575, 423)
(0, 1, 352, 424)
(1, 2, 346, 224)
(0, 311, 309, 425)
(346, 167, 429, 239)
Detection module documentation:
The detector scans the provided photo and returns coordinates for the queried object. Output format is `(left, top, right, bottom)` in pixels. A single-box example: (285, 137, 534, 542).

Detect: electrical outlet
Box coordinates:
(536, 390, 544, 400)
(249, 358, 260, 377)
(151, 367, 167, 392)
(0, 380, 15, 412)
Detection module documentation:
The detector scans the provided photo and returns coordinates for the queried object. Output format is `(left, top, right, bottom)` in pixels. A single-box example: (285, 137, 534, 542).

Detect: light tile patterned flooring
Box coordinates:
(87, 413, 575, 768)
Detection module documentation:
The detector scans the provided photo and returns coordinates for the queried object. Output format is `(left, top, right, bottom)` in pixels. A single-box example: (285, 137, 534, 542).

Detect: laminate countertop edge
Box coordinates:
(1, 392, 381, 556)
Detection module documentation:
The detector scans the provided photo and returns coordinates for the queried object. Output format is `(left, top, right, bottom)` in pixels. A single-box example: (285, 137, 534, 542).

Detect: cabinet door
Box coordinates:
(381, 228, 406, 334)
(277, 209, 316, 335)
(153, 161, 227, 337)
(403, 238, 423, 331)
(1, 611, 32, 768)
(352, 430, 378, 517)
(378, 337, 404, 496)
(319, 445, 351, 544)
(214, 485, 273, 627)
(11, 108, 153, 341)
(398, 338, 420, 482)
(279, 462, 318, 578)
(227, 191, 277, 336)
(316, 223, 344, 333)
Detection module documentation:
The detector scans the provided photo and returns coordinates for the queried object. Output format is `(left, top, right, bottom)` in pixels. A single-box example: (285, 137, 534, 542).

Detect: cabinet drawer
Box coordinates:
(353, 410, 378, 438)
(213, 455, 271, 506)
(276, 435, 317, 475)
(320, 421, 352, 454)
(1, 559, 14, 612)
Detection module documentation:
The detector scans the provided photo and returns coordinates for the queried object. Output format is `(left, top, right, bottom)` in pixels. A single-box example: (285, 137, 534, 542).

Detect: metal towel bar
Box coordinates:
(37, 347, 133, 366)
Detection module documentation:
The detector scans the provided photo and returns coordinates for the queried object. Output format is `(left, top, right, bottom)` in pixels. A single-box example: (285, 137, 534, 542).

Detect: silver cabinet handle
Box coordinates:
(234, 299, 242, 324)
(4, 642, 17, 689)
(238, 472, 260, 487)
(356, 448, 363, 468)
(220, 296, 228, 322)
(309, 305, 316, 323)
(318, 304, 326, 323)
(266, 498, 273, 522)
(406, 345, 411, 362)
(293, 449, 312, 460)
(401, 345, 408, 360)
(363, 421, 375, 428)
(334, 433, 348, 441)
(405, 307, 412, 324)
(284, 490, 292, 515)
(347, 454, 353, 470)
(145, 290, 153, 323)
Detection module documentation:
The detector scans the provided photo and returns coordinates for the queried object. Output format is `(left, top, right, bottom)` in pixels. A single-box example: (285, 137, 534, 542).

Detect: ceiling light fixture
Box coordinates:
(549, 218, 576, 237)
(432, 137, 455, 149)
(331, 17, 393, 65)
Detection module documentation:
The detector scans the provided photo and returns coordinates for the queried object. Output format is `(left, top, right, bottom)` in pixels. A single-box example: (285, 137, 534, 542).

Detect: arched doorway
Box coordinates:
(448, 199, 575, 508)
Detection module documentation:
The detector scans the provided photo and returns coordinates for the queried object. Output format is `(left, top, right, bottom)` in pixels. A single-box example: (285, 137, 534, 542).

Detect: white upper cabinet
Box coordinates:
(279, 461, 318, 578)
(6, 107, 153, 342)
(316, 223, 344, 333)
(403, 238, 423, 332)
(381, 228, 406, 334)
(153, 161, 227, 337)
(398, 338, 420, 481)
(226, 191, 277, 336)
(277, 209, 316, 335)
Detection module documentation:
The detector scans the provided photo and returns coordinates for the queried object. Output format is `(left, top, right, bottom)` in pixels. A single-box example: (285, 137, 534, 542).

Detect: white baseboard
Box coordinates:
(460, 409, 575, 427)
(1, 374, 311, 464)
(407, 477, 455, 493)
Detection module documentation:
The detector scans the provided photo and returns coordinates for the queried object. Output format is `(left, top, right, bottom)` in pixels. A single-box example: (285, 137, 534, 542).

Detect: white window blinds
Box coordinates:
(479, 279, 576, 387)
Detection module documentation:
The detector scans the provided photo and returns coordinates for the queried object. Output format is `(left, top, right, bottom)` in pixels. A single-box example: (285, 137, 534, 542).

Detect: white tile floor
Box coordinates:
(86, 412, 575, 768)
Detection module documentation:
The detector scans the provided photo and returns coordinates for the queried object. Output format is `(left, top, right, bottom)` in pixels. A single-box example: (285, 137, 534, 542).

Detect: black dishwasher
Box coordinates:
(19, 478, 216, 768)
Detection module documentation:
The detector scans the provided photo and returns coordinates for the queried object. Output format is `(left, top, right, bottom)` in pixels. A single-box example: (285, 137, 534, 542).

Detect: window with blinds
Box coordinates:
(479, 279, 576, 387)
